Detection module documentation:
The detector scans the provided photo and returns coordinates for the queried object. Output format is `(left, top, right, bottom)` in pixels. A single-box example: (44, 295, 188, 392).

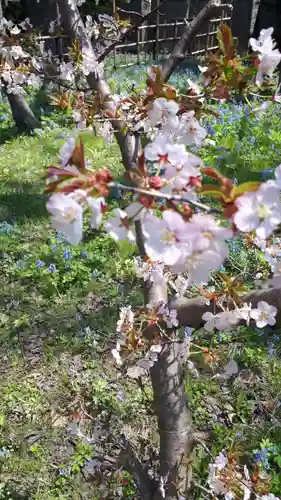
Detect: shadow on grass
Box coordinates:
(0, 125, 23, 145)
(0, 181, 47, 222)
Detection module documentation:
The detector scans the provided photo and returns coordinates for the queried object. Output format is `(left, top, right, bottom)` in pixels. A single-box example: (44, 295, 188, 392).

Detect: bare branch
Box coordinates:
(97, 0, 171, 63)
(161, 0, 233, 82)
(109, 182, 221, 214)
(171, 286, 281, 329)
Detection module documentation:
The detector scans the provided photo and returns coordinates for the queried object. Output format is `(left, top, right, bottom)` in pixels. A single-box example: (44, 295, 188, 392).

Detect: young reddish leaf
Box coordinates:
(70, 141, 86, 171)
(47, 167, 77, 178)
(199, 184, 225, 200)
(231, 182, 261, 200)
(201, 167, 229, 185)
(217, 24, 235, 61)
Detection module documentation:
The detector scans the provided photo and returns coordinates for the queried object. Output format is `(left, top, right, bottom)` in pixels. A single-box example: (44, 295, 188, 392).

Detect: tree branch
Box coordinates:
(57, 0, 135, 172)
(97, 0, 171, 63)
(171, 286, 281, 329)
(109, 182, 221, 214)
(161, 0, 233, 82)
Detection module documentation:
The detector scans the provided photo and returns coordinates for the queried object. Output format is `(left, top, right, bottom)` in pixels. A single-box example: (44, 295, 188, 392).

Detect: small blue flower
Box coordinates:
(92, 269, 100, 280)
(260, 169, 273, 180)
(81, 250, 87, 258)
(51, 244, 57, 252)
(236, 432, 241, 438)
(116, 390, 125, 402)
(63, 248, 72, 260)
(0, 447, 10, 458)
(183, 326, 193, 338)
(47, 263, 56, 273)
(57, 232, 64, 243)
(254, 448, 270, 469)
(59, 466, 71, 477)
(268, 342, 276, 358)
(244, 106, 250, 121)
(0, 115, 7, 121)
(36, 260, 45, 268)
(0, 222, 14, 235)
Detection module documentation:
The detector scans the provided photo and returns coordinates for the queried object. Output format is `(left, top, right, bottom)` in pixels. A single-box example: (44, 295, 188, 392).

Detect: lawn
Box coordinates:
(1, 72, 281, 498)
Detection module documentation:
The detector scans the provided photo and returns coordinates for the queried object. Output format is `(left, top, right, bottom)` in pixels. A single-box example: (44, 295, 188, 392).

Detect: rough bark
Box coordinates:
(150, 343, 193, 499)
(3, 85, 41, 132)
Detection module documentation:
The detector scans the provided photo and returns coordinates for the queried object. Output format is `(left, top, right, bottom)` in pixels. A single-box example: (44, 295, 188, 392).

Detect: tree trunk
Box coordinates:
(150, 343, 193, 499)
(4, 86, 41, 132)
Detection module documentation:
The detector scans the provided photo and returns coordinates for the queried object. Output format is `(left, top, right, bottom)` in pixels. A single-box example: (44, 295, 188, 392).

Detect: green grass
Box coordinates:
(1, 88, 281, 498)
(0, 126, 149, 499)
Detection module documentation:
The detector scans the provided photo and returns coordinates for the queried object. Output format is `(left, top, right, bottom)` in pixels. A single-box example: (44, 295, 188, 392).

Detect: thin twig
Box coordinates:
(98, 0, 171, 63)
(193, 481, 213, 497)
(109, 182, 221, 214)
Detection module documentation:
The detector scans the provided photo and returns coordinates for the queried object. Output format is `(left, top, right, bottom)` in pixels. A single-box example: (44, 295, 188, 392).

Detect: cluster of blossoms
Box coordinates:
(203, 300, 277, 332)
(0, 18, 43, 92)
(249, 28, 281, 86)
(0, 13, 106, 99)
(111, 301, 179, 377)
(208, 450, 280, 500)
(44, 30, 281, 377)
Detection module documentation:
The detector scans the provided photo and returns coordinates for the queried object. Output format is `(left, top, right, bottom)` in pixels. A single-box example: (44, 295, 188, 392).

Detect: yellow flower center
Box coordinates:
(257, 204, 271, 219)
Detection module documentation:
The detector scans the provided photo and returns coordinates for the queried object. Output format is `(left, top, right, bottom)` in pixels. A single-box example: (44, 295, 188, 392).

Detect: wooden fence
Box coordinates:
(111, 9, 232, 68)
(36, 5, 232, 71)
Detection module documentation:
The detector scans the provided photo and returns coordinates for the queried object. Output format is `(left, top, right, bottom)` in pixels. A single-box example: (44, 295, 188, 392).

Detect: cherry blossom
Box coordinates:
(10, 45, 29, 60)
(104, 208, 136, 243)
(60, 136, 76, 168)
(143, 210, 190, 266)
(148, 97, 179, 129)
(134, 258, 165, 284)
(233, 181, 281, 239)
(46, 193, 83, 245)
(60, 61, 75, 83)
(144, 133, 177, 166)
(87, 197, 106, 229)
(81, 46, 100, 76)
(116, 306, 134, 333)
(186, 213, 232, 253)
(214, 451, 228, 471)
(249, 28, 281, 86)
(250, 301, 277, 328)
(249, 27, 274, 53)
(26, 73, 42, 88)
(111, 342, 122, 366)
(208, 464, 229, 495)
(173, 247, 227, 285)
(202, 312, 218, 332)
(202, 310, 239, 332)
(10, 25, 21, 35)
(175, 111, 207, 147)
(237, 302, 252, 326)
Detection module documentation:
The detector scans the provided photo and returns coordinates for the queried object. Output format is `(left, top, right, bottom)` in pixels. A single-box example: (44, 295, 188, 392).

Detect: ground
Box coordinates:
(1, 69, 281, 499)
